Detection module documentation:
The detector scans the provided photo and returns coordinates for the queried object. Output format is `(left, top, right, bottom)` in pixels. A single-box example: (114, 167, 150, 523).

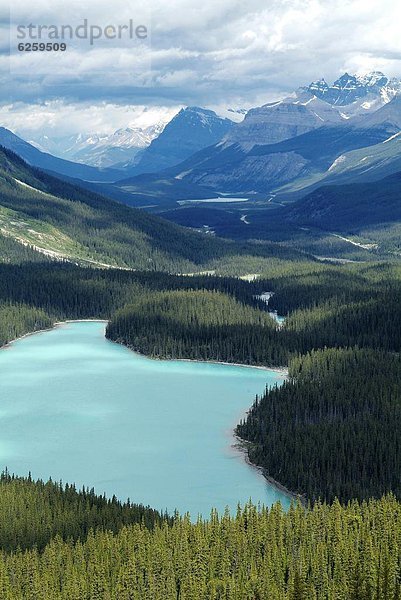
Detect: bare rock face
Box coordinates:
(188, 152, 309, 193)
(166, 72, 401, 195)
(224, 96, 341, 148)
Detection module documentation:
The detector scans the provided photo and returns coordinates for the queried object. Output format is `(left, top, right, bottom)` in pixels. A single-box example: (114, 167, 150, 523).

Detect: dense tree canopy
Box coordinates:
(1, 141, 401, 597)
(106, 290, 288, 365)
(0, 473, 170, 553)
(238, 348, 401, 503)
(0, 482, 400, 599)
(1, 227, 401, 593)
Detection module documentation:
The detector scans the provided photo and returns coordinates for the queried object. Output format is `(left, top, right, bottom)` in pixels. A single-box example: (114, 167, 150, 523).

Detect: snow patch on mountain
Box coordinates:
(328, 155, 347, 172)
(28, 117, 172, 169)
(304, 71, 401, 112)
(382, 131, 401, 144)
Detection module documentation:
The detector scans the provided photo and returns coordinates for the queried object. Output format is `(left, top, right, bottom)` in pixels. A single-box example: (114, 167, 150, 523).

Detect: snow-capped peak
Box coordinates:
(304, 71, 401, 110)
(308, 78, 329, 95)
(356, 71, 388, 87)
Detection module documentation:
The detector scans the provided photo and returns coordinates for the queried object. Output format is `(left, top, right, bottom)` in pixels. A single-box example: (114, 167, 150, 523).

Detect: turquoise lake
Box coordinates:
(0, 321, 291, 516)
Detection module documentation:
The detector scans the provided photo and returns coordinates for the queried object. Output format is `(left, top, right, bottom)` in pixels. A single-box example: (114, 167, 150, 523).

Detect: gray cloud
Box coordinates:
(2, 0, 401, 135)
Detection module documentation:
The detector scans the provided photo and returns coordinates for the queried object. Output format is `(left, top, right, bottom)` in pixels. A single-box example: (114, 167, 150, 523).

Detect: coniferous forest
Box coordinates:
(1, 181, 401, 596)
(0, 476, 401, 599)
(1, 255, 401, 505)
(237, 348, 401, 503)
(5, 0, 401, 592)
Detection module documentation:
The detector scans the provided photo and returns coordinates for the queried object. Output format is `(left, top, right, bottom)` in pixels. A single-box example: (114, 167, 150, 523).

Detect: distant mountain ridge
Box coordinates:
(272, 95, 401, 197)
(222, 95, 342, 149)
(31, 123, 166, 169)
(128, 107, 234, 175)
(0, 127, 123, 183)
(16, 107, 234, 177)
(305, 71, 401, 107)
(122, 72, 401, 200)
(5, 70, 401, 212)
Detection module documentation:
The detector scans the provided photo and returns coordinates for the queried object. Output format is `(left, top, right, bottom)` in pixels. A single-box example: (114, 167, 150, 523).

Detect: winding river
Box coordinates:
(0, 321, 291, 516)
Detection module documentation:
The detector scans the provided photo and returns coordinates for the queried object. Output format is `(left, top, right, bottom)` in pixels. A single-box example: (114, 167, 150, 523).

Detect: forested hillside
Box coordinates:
(0, 235, 51, 265)
(0, 304, 52, 347)
(2, 258, 401, 365)
(106, 290, 288, 365)
(0, 473, 169, 553)
(106, 261, 401, 368)
(0, 263, 275, 347)
(0, 147, 304, 273)
(283, 171, 401, 231)
(0, 488, 400, 599)
(237, 348, 401, 502)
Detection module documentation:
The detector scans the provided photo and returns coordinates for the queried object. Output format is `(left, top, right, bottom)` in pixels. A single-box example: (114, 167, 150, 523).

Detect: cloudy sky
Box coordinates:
(2, 0, 401, 138)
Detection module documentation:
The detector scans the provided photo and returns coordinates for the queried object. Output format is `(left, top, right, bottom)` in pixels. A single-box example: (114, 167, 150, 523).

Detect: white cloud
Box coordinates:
(0, 101, 179, 138)
(2, 0, 401, 136)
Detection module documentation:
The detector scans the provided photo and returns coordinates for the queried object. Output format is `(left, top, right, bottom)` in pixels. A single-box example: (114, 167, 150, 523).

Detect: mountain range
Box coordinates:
(104, 71, 401, 208)
(31, 123, 165, 169)
(0, 107, 234, 184)
(0, 127, 122, 182)
(305, 71, 401, 109)
(3, 70, 401, 260)
(0, 147, 299, 272)
(156, 73, 401, 194)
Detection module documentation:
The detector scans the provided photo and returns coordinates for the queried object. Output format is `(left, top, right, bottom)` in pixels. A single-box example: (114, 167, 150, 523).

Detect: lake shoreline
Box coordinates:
(109, 337, 288, 375)
(1, 319, 109, 351)
(174, 357, 287, 375)
(2, 325, 56, 349)
(117, 334, 293, 505)
(233, 436, 305, 505)
(2, 320, 287, 373)
(1, 319, 292, 514)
